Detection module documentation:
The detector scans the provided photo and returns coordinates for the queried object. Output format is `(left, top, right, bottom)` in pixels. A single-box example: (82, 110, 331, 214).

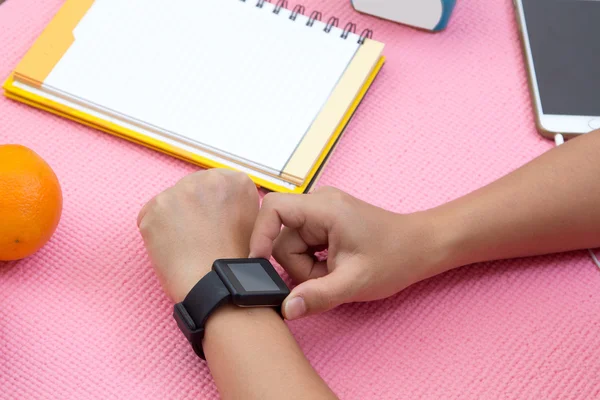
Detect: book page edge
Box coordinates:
(280, 39, 385, 183)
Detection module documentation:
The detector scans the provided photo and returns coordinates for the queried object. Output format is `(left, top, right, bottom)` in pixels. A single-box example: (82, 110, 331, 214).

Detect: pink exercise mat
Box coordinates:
(1, 0, 599, 398)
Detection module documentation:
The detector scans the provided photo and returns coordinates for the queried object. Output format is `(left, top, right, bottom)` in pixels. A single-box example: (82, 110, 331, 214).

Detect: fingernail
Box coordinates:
(284, 297, 306, 320)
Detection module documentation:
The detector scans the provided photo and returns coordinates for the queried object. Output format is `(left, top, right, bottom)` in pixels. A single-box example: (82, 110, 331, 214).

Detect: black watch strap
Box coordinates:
(173, 271, 231, 359)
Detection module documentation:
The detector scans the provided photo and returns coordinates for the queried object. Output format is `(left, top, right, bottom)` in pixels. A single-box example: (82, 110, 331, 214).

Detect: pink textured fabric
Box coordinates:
(1, 0, 599, 398)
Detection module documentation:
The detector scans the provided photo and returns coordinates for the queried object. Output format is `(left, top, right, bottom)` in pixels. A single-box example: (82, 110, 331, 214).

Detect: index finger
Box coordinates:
(249, 193, 325, 259)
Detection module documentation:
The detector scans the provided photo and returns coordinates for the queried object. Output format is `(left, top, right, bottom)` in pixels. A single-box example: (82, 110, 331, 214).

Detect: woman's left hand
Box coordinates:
(137, 169, 260, 302)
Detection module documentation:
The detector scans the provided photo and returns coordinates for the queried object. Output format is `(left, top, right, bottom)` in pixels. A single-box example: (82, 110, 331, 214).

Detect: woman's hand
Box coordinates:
(137, 169, 260, 302)
(249, 187, 450, 320)
(137, 170, 338, 399)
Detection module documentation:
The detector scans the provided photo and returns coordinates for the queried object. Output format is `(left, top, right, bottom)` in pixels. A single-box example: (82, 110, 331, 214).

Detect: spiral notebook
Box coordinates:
(3, 0, 385, 193)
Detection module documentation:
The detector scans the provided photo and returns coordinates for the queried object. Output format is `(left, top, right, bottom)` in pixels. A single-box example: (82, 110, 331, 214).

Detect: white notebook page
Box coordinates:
(42, 0, 362, 174)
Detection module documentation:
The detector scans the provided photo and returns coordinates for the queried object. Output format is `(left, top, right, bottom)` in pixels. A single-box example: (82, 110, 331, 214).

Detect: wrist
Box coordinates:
(419, 205, 476, 276)
(203, 305, 281, 358)
(170, 249, 249, 303)
(400, 208, 470, 283)
(172, 258, 290, 361)
(171, 273, 209, 303)
(204, 304, 279, 339)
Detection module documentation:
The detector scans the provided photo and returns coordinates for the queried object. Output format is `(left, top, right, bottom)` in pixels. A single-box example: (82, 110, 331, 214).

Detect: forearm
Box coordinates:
(428, 129, 600, 272)
(203, 305, 336, 400)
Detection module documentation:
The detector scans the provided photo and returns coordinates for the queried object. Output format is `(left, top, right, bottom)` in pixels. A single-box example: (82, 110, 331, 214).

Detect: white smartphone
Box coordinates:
(514, 0, 600, 139)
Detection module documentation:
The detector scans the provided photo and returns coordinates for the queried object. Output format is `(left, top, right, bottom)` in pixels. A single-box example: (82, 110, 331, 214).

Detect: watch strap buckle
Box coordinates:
(173, 303, 206, 359)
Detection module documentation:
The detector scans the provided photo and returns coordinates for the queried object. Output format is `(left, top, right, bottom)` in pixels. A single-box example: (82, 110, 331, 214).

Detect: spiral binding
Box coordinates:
(239, 0, 373, 44)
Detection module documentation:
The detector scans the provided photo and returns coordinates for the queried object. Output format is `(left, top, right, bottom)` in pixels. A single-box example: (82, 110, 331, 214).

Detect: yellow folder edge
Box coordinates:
(13, 0, 94, 88)
(3, 56, 384, 194)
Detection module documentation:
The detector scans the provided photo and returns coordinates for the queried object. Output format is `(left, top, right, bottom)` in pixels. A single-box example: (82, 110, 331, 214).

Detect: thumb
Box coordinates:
(282, 269, 359, 320)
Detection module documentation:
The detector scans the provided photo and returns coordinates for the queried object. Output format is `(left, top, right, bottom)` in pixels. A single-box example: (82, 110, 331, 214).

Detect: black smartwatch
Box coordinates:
(173, 258, 290, 359)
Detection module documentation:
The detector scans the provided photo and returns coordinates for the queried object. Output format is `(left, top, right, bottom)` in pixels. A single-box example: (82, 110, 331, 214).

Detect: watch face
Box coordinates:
(227, 263, 281, 292)
(213, 258, 290, 307)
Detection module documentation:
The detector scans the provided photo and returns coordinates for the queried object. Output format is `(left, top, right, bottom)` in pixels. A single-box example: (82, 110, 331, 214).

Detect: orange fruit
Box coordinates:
(0, 145, 63, 261)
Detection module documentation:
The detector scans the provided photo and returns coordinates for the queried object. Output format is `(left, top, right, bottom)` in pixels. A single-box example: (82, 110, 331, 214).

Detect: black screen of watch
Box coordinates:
(228, 263, 281, 292)
(213, 258, 289, 307)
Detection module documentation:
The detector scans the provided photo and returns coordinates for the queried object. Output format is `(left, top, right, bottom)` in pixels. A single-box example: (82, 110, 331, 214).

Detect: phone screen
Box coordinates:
(522, 0, 600, 117)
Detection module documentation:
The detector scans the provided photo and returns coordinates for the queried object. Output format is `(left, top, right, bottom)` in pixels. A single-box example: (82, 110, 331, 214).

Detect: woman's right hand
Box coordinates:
(249, 186, 453, 320)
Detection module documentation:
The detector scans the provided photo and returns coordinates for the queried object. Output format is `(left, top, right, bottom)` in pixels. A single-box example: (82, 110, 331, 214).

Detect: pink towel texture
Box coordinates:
(1, 0, 599, 398)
